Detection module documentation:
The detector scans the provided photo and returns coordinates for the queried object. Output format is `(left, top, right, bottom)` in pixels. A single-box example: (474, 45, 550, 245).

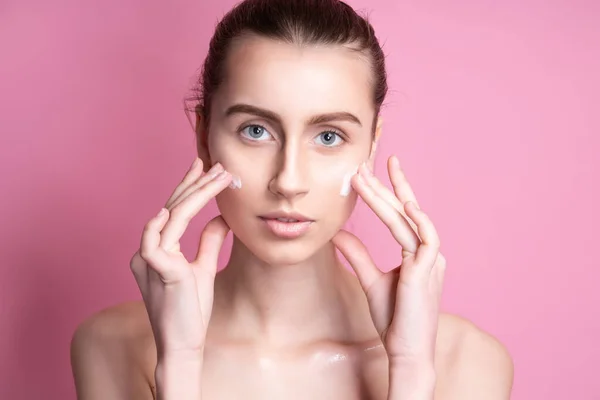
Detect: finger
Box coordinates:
(193, 215, 230, 277)
(361, 160, 418, 234)
(389, 155, 420, 209)
(159, 170, 232, 251)
(167, 164, 225, 210)
(165, 162, 224, 209)
(331, 229, 383, 293)
(404, 202, 440, 269)
(353, 166, 421, 254)
(164, 158, 204, 207)
(433, 253, 447, 303)
(362, 165, 403, 213)
(436, 253, 447, 284)
(139, 208, 173, 277)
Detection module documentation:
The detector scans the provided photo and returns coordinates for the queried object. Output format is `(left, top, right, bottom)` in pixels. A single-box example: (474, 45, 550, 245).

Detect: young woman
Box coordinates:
(70, 0, 514, 399)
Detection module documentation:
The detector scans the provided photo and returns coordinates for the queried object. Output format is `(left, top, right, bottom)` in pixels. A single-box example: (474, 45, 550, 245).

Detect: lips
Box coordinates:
(258, 211, 315, 239)
(274, 217, 301, 222)
(259, 211, 313, 223)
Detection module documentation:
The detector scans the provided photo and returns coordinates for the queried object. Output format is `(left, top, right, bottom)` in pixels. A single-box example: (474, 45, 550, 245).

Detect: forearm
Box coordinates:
(387, 363, 436, 400)
(155, 354, 204, 400)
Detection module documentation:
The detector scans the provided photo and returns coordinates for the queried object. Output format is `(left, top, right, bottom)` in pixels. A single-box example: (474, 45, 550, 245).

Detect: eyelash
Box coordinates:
(239, 124, 346, 147)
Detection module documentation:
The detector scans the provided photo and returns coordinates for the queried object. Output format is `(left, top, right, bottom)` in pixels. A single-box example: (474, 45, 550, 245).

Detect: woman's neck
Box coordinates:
(210, 236, 371, 348)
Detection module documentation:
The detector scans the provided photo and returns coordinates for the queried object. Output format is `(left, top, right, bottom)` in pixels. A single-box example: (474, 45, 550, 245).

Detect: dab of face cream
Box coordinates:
(339, 166, 359, 197)
(228, 174, 242, 189)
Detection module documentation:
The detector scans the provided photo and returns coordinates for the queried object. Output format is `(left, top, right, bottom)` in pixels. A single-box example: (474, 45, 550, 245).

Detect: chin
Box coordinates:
(255, 248, 315, 267)
(242, 231, 327, 266)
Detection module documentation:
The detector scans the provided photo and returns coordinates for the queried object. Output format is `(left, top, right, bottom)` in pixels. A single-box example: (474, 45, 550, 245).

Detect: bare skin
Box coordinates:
(71, 300, 512, 399)
(71, 35, 513, 399)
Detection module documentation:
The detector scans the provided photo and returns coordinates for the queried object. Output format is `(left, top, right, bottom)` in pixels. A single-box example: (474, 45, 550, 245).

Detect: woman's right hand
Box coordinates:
(129, 158, 232, 361)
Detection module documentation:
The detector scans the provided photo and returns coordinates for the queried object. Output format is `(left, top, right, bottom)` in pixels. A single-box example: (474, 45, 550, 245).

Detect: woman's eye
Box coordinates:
(240, 124, 272, 141)
(315, 131, 343, 147)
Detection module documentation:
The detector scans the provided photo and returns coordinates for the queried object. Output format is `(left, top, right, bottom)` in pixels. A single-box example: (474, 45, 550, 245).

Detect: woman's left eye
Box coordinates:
(315, 131, 344, 147)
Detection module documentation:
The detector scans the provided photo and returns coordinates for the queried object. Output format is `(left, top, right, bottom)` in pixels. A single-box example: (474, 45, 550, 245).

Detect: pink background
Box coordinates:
(1, 0, 598, 399)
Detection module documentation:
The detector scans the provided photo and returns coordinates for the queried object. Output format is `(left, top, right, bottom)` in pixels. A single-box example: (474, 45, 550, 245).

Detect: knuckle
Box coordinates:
(130, 250, 143, 266)
(142, 220, 156, 235)
(203, 219, 222, 237)
(169, 207, 190, 223)
(139, 246, 154, 261)
(130, 254, 146, 277)
(428, 234, 441, 249)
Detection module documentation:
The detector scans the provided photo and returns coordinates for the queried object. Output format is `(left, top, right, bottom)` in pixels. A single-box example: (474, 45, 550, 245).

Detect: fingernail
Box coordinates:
(215, 170, 229, 180)
(207, 163, 224, 178)
(191, 158, 200, 168)
(356, 172, 366, 185)
(157, 208, 166, 217)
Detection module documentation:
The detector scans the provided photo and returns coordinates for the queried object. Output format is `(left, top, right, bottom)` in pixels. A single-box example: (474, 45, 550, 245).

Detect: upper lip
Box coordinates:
(260, 211, 313, 222)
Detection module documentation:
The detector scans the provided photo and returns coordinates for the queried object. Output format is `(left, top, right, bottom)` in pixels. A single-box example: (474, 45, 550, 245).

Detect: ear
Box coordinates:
(367, 116, 383, 170)
(194, 106, 212, 172)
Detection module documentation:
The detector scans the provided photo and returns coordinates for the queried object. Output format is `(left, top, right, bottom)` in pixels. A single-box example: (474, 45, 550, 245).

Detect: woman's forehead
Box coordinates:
(214, 35, 375, 122)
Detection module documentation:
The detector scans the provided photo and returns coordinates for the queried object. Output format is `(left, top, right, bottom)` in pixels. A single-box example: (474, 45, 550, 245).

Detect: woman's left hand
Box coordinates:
(332, 155, 446, 370)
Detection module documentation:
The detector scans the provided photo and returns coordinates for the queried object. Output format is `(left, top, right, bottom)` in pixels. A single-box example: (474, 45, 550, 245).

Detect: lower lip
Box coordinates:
(260, 218, 313, 239)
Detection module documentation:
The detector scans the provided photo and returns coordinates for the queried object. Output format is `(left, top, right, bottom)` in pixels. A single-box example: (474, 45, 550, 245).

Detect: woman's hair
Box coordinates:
(187, 0, 388, 134)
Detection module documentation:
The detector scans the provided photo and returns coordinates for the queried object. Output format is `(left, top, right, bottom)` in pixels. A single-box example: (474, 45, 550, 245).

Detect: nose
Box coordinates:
(268, 143, 310, 200)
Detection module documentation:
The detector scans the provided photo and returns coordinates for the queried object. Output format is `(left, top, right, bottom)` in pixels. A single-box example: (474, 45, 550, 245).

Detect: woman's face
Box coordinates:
(200, 34, 378, 265)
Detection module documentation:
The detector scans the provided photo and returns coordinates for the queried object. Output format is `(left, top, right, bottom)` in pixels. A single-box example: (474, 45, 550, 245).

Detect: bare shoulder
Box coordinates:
(435, 313, 514, 399)
(73, 300, 150, 337)
(70, 301, 155, 400)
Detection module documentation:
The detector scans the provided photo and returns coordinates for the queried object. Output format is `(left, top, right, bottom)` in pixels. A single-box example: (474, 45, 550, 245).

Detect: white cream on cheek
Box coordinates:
(339, 165, 359, 197)
(228, 174, 242, 189)
(211, 160, 242, 190)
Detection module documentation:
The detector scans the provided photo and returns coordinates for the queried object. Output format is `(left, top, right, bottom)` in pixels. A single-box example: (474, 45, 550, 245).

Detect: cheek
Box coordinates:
(213, 180, 256, 236)
(208, 139, 250, 188)
(313, 162, 360, 198)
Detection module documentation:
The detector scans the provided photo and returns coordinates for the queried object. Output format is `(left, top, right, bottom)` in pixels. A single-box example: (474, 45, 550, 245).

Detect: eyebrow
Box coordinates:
(224, 103, 363, 127)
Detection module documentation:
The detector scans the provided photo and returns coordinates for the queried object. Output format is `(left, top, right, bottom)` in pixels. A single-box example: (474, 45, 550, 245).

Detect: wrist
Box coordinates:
(388, 362, 436, 400)
(157, 348, 205, 365)
(155, 354, 204, 400)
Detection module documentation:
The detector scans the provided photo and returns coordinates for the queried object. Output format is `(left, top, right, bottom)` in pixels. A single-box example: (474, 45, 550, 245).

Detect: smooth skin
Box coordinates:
(71, 35, 514, 400)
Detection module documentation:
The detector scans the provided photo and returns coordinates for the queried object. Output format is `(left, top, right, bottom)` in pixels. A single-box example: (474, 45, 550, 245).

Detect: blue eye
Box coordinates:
(241, 124, 272, 141)
(315, 131, 343, 147)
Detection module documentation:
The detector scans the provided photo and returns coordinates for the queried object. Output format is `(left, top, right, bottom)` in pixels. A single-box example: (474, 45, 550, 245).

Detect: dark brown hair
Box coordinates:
(187, 0, 388, 133)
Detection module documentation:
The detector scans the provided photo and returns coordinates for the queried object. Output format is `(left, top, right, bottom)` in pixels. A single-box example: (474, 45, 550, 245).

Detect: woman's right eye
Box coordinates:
(240, 124, 273, 141)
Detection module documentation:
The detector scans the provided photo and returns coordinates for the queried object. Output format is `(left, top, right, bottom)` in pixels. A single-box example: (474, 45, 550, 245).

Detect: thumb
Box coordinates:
(332, 229, 383, 294)
(193, 215, 230, 276)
